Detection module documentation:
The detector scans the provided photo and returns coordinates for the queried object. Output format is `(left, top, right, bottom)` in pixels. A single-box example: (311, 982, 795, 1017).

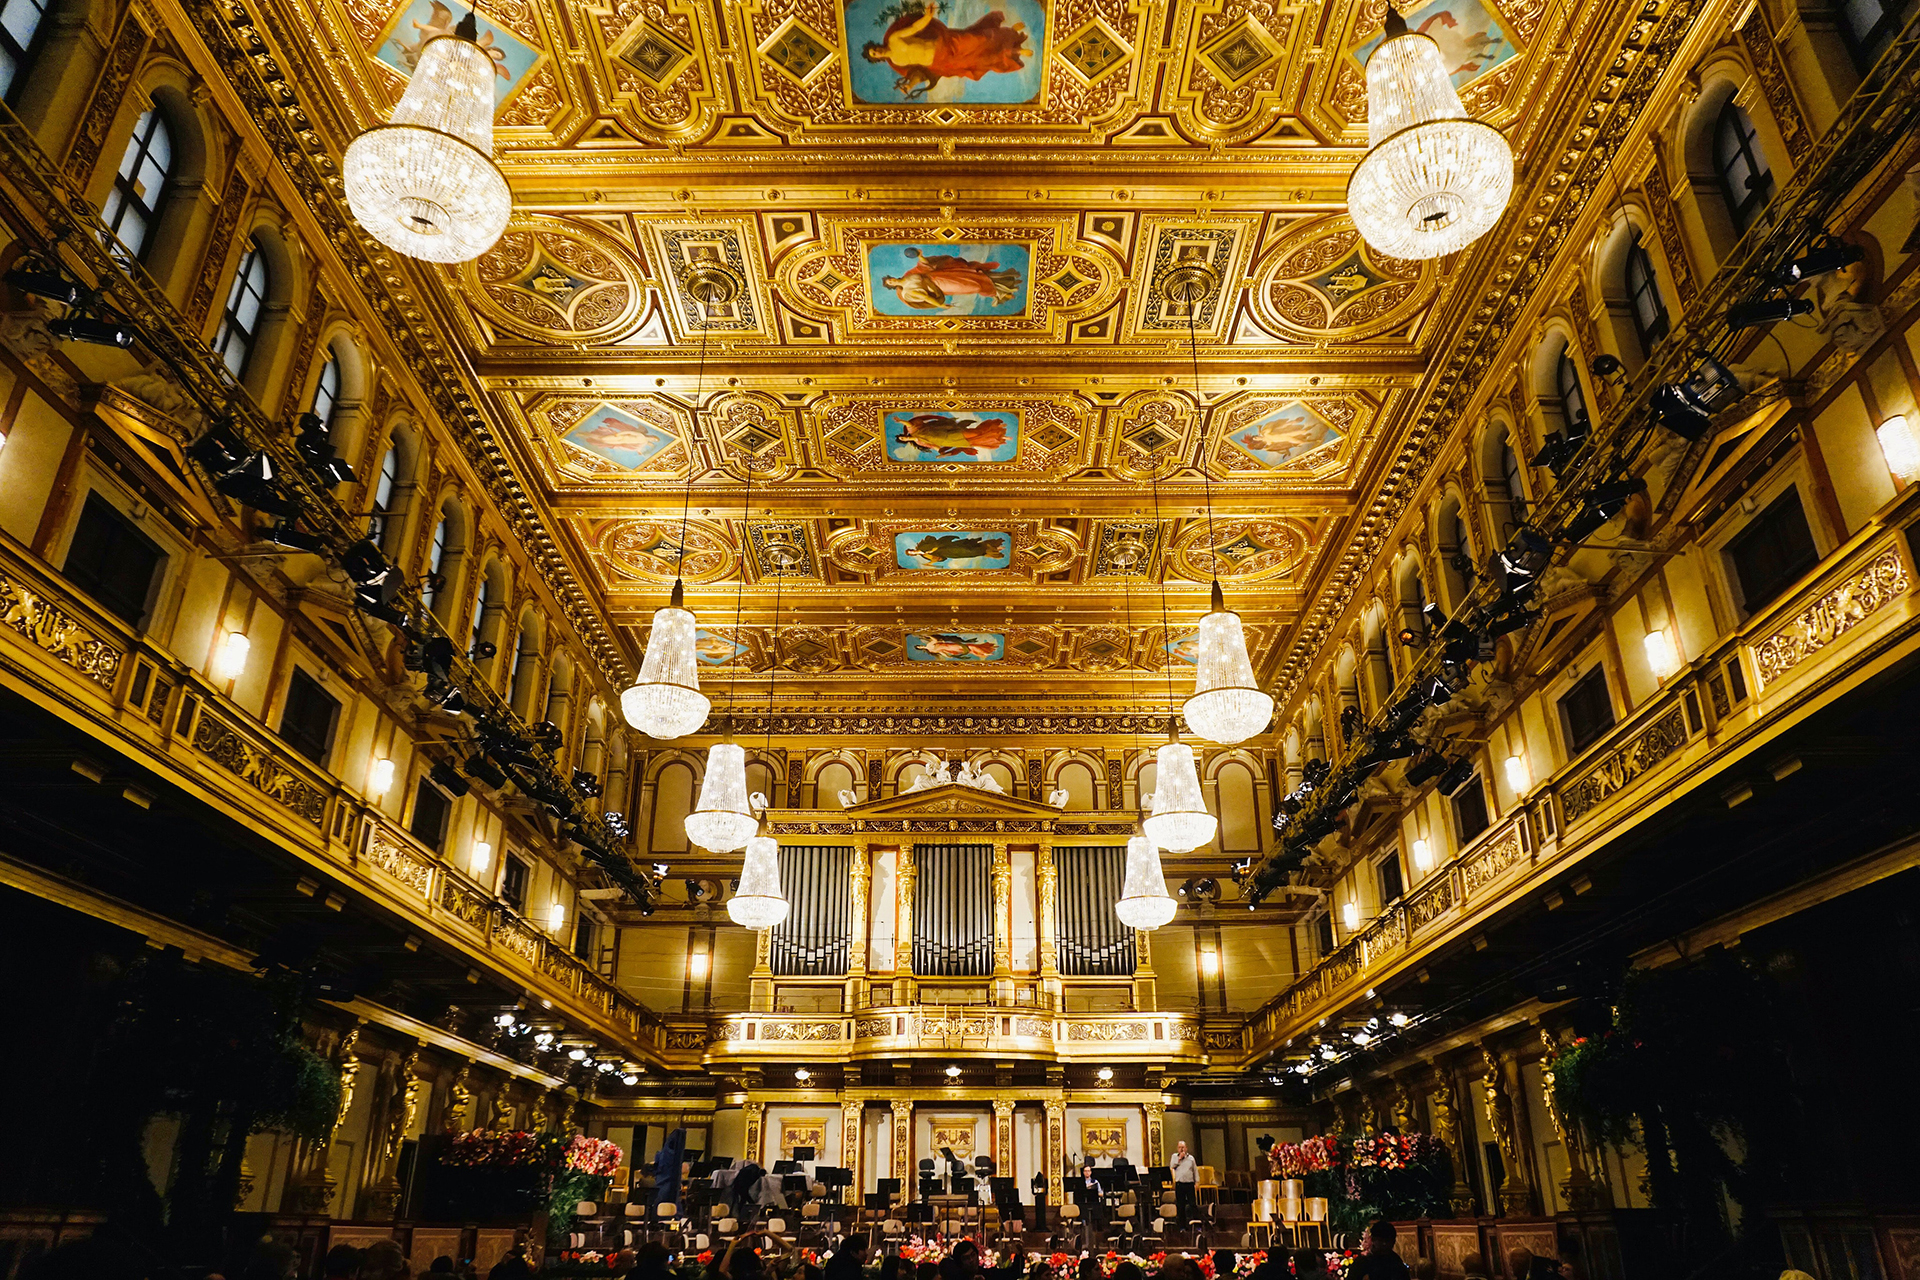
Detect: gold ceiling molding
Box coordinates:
(1252, 216, 1435, 343)
(1168, 516, 1310, 585)
(463, 216, 648, 343)
(810, 392, 1088, 481)
(592, 518, 737, 585)
(1208, 393, 1370, 481)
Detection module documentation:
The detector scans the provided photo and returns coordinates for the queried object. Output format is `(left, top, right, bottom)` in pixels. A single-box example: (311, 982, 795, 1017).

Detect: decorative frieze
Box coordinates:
(0, 572, 123, 688)
(1560, 704, 1690, 823)
(191, 709, 328, 826)
(1752, 546, 1910, 687)
(365, 826, 434, 898)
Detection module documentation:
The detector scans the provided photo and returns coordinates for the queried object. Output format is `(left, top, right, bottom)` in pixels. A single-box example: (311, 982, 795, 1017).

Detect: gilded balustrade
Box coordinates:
(703, 1005, 1208, 1067)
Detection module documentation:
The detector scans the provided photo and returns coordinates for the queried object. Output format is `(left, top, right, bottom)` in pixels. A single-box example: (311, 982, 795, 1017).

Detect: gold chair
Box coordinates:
(1302, 1197, 1329, 1248)
(1196, 1165, 1221, 1206)
(1248, 1198, 1275, 1249)
(1279, 1198, 1304, 1246)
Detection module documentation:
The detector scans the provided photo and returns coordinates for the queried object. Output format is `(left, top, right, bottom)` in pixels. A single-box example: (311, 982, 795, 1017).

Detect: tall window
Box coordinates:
(370, 444, 399, 544)
(1379, 853, 1405, 905)
(311, 351, 341, 428)
(0, 0, 49, 100)
(101, 109, 172, 260)
(1559, 666, 1616, 755)
(1728, 488, 1819, 613)
(410, 775, 452, 850)
(501, 855, 530, 915)
(471, 571, 491, 653)
(214, 236, 268, 377)
(279, 668, 341, 766)
(1556, 349, 1590, 432)
(1498, 433, 1525, 517)
(1839, 0, 1900, 69)
(1714, 101, 1773, 233)
(1625, 233, 1669, 356)
(1451, 773, 1490, 843)
(63, 492, 164, 627)
(425, 515, 449, 606)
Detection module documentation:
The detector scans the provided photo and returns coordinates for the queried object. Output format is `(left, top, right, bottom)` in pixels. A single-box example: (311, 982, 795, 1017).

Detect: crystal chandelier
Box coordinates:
(1115, 834, 1178, 930)
(341, 12, 510, 264)
(728, 830, 788, 930)
(685, 741, 758, 853)
(1185, 580, 1274, 744)
(620, 580, 710, 738)
(1346, 7, 1513, 260)
(1143, 740, 1217, 854)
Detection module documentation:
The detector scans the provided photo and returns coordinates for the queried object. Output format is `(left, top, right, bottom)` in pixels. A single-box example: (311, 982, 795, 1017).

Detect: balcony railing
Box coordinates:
(703, 1006, 1210, 1063)
(1239, 520, 1920, 1057)
(0, 533, 667, 1062)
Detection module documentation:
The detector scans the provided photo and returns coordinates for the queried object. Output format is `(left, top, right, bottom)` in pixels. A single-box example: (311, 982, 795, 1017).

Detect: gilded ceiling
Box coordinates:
(264, 0, 1606, 695)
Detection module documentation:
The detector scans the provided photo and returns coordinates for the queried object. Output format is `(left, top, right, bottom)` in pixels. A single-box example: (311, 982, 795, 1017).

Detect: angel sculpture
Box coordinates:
(837, 789, 860, 809)
(1047, 788, 1070, 808)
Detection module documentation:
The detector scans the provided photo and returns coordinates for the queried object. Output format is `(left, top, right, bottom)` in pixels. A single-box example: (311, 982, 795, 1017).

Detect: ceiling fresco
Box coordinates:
(261, 0, 1607, 698)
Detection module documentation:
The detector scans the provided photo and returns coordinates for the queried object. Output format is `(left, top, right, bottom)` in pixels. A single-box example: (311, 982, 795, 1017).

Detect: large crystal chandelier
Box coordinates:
(1143, 740, 1217, 854)
(1185, 580, 1274, 744)
(341, 12, 510, 264)
(1346, 7, 1513, 260)
(621, 580, 710, 738)
(685, 742, 758, 853)
(1115, 834, 1178, 930)
(728, 829, 788, 930)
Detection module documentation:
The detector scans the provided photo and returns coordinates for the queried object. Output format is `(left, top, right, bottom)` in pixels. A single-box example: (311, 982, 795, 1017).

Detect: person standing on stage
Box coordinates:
(1169, 1141, 1198, 1222)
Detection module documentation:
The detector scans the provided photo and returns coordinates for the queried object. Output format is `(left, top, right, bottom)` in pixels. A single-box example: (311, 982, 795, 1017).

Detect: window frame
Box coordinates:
(409, 774, 453, 851)
(1625, 232, 1670, 356)
(1725, 486, 1820, 615)
(0, 0, 51, 103)
(501, 854, 531, 915)
(1450, 772, 1491, 844)
(1378, 850, 1406, 906)
(278, 666, 341, 767)
(62, 491, 165, 629)
(370, 444, 400, 545)
(213, 235, 270, 378)
(101, 107, 173, 261)
(1713, 101, 1773, 233)
(1555, 348, 1590, 432)
(311, 350, 342, 428)
(1559, 665, 1617, 756)
(1838, 0, 1901, 71)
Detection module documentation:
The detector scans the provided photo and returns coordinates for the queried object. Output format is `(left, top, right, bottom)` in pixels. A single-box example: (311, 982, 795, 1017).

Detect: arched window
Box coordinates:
(817, 760, 855, 808)
(0, 0, 50, 100)
(426, 515, 449, 608)
(1555, 349, 1589, 433)
(1625, 233, 1669, 356)
(1714, 101, 1772, 233)
(370, 444, 399, 543)
(470, 568, 492, 653)
(102, 108, 172, 260)
(1499, 435, 1525, 507)
(1057, 761, 1096, 811)
(214, 235, 268, 377)
(1840, 0, 1899, 71)
(311, 350, 341, 427)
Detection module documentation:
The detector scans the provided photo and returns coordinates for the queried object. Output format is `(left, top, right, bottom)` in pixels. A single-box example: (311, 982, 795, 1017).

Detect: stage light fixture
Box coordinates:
(945, 1065, 961, 1079)
(430, 760, 470, 797)
(1773, 235, 1863, 286)
(187, 430, 246, 474)
(572, 769, 603, 798)
(469, 640, 496, 661)
(569, 1047, 588, 1061)
(494, 1012, 516, 1028)
(1406, 750, 1449, 788)
(1589, 353, 1623, 379)
(463, 752, 508, 790)
(1436, 755, 1476, 795)
(1530, 428, 1587, 477)
(1486, 609, 1538, 638)
(1725, 296, 1813, 329)
(213, 451, 298, 517)
(264, 523, 325, 553)
(1564, 476, 1647, 542)
(530, 720, 564, 751)
(48, 316, 135, 347)
(4, 265, 82, 306)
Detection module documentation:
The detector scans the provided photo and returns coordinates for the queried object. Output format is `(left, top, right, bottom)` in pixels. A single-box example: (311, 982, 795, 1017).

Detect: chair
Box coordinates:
(1302, 1197, 1329, 1247)
(624, 1203, 645, 1219)
(1195, 1166, 1221, 1206)
(1279, 1198, 1304, 1247)
(1225, 1171, 1253, 1194)
(1248, 1197, 1275, 1250)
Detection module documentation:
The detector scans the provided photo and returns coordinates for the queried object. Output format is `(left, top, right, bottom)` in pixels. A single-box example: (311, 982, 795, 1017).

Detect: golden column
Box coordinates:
(1132, 928, 1157, 1012)
(842, 1099, 864, 1193)
(993, 1099, 1015, 1175)
(891, 1099, 914, 1184)
(1144, 1101, 1166, 1166)
(750, 921, 775, 1013)
(991, 839, 1013, 1003)
(1036, 848, 1060, 1003)
(744, 1100, 767, 1168)
(1043, 1099, 1066, 1203)
(894, 842, 916, 1005)
(847, 843, 871, 1010)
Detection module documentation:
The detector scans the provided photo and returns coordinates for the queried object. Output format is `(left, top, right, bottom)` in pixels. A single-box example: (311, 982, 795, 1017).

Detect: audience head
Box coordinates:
(1290, 1251, 1325, 1279)
(325, 1248, 363, 1280)
(1113, 1264, 1145, 1280)
(1158, 1259, 1205, 1280)
(1413, 1259, 1436, 1280)
(1364, 1221, 1396, 1255)
(359, 1241, 408, 1280)
(1506, 1248, 1535, 1280)
(916, 1262, 940, 1280)
(430, 1260, 454, 1275)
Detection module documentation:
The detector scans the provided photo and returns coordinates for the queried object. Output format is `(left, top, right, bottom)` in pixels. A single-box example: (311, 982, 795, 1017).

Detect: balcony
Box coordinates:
(702, 1004, 1211, 1068)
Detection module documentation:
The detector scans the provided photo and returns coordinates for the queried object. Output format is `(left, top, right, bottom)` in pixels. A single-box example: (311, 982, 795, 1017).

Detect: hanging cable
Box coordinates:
(1188, 305, 1221, 588)
(672, 321, 712, 601)
(1147, 451, 1178, 741)
(725, 446, 756, 723)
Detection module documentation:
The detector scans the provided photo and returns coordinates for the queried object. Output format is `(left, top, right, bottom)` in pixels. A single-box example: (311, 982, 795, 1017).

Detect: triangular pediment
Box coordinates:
(844, 781, 1065, 821)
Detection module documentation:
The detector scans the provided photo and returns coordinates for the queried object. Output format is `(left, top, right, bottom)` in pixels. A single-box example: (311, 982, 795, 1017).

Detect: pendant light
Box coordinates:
(1116, 834, 1178, 930)
(1138, 357, 1219, 857)
(728, 552, 789, 930)
(621, 274, 733, 739)
(1346, 6, 1513, 260)
(1174, 295, 1274, 745)
(1114, 557, 1179, 930)
(342, 11, 511, 263)
(684, 440, 763, 852)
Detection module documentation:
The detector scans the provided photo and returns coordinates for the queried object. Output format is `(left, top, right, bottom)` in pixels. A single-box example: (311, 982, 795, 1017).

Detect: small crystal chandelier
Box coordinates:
(1115, 833, 1178, 930)
(1346, 7, 1514, 260)
(620, 579, 710, 738)
(1186, 580, 1275, 744)
(685, 741, 759, 853)
(1144, 740, 1217, 854)
(728, 827, 788, 930)
(341, 11, 510, 264)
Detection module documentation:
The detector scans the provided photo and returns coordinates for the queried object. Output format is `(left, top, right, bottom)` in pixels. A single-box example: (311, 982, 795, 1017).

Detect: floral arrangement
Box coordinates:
(564, 1135, 624, 1178)
(444, 1128, 563, 1169)
(1271, 1133, 1341, 1178)
(1348, 1134, 1441, 1171)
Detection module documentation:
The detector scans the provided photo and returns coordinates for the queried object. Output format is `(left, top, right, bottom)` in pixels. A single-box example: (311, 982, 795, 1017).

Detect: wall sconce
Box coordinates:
(1341, 901, 1360, 932)
(368, 757, 395, 798)
(1411, 838, 1432, 872)
(1877, 415, 1920, 482)
(1644, 627, 1681, 680)
(688, 951, 709, 979)
(214, 630, 250, 680)
(1199, 948, 1220, 977)
(1504, 753, 1532, 793)
(470, 839, 492, 877)
(547, 900, 566, 934)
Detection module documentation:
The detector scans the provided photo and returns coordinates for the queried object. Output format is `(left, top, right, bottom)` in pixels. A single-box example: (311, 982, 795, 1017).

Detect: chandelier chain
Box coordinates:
(674, 320, 711, 597)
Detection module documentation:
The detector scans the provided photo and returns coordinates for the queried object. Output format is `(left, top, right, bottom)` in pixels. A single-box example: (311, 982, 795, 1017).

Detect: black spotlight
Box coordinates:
(470, 640, 497, 661)
(1652, 383, 1713, 441)
(353, 574, 409, 625)
(1338, 705, 1363, 739)
(48, 316, 136, 347)
(1589, 353, 1623, 380)
(213, 452, 298, 516)
(342, 539, 392, 587)
(430, 760, 471, 798)
(464, 752, 509, 789)
(264, 522, 325, 553)
(572, 769, 603, 798)
(1773, 235, 1863, 286)
(604, 812, 631, 839)
(1486, 609, 1539, 638)
(1564, 476, 1647, 542)
(1726, 296, 1813, 329)
(4, 265, 83, 307)
(187, 427, 246, 474)
(530, 721, 565, 752)
(1436, 755, 1476, 795)
(1423, 674, 1454, 706)
(1405, 749, 1449, 787)
(1530, 428, 1587, 478)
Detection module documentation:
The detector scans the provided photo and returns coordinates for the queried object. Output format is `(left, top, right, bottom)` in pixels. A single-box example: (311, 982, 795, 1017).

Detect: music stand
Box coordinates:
(819, 1166, 853, 1208)
(773, 1160, 801, 1175)
(792, 1147, 816, 1163)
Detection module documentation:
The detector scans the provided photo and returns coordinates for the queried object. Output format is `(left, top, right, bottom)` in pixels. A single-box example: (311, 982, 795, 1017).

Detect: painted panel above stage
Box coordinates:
(701, 1008, 1208, 1068)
